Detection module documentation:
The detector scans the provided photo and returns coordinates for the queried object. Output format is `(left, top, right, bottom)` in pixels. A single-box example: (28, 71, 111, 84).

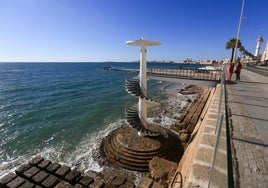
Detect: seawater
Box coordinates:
(0, 62, 205, 177)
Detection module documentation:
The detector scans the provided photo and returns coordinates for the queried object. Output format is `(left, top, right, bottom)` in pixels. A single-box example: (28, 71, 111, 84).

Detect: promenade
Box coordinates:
(227, 68, 268, 187)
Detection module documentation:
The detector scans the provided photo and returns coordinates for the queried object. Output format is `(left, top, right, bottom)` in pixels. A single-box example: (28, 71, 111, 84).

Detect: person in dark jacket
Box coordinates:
(235, 61, 243, 82)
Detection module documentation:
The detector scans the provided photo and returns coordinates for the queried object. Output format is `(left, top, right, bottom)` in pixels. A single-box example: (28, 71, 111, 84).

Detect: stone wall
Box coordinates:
(171, 84, 228, 187)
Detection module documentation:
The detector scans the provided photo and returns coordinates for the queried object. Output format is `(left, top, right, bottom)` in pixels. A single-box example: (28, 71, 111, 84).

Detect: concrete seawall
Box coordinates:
(171, 84, 227, 187)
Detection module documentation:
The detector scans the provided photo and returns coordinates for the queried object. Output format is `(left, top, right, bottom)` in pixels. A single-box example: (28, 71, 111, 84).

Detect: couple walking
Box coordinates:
(228, 58, 243, 82)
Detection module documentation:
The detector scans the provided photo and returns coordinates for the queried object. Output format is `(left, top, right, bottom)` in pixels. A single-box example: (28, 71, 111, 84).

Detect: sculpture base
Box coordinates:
(101, 126, 184, 172)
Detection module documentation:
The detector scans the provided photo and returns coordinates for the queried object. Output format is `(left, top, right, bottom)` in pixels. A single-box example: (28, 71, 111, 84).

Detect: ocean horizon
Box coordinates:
(0, 62, 206, 178)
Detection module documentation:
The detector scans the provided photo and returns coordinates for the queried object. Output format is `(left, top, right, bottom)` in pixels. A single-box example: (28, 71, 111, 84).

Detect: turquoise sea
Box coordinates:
(0, 62, 205, 177)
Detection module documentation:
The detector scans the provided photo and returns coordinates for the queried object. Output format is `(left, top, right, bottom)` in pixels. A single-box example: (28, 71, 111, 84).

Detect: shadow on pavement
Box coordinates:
(231, 113, 268, 122)
(232, 136, 268, 147)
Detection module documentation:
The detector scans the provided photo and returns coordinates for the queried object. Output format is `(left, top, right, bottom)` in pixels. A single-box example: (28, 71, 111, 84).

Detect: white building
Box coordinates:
(261, 41, 268, 62)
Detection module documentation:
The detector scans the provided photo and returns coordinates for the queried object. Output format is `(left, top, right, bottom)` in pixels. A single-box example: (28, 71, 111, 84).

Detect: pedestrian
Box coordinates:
(235, 60, 243, 82)
(228, 63, 234, 80)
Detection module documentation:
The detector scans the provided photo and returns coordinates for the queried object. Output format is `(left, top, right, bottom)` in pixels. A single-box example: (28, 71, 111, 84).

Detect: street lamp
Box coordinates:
(233, 0, 245, 64)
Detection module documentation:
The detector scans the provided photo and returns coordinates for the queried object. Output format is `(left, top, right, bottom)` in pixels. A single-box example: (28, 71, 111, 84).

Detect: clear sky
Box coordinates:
(0, 0, 267, 62)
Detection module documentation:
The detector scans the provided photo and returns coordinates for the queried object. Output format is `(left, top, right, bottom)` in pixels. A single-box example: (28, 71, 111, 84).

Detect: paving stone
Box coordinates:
(41, 174, 60, 188)
(15, 164, 32, 176)
(6, 176, 25, 188)
(37, 160, 52, 169)
(55, 165, 71, 178)
(32, 170, 49, 184)
(29, 156, 44, 166)
(23, 166, 40, 179)
(0, 172, 17, 185)
(65, 169, 81, 184)
(78, 176, 94, 187)
(46, 162, 61, 173)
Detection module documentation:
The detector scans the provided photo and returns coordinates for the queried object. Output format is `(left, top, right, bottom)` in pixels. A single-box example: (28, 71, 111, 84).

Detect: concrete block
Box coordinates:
(78, 176, 94, 187)
(55, 181, 73, 188)
(23, 166, 40, 178)
(46, 162, 61, 173)
(38, 159, 52, 169)
(0, 172, 17, 185)
(65, 169, 81, 184)
(15, 163, 32, 176)
(42, 174, 60, 188)
(55, 165, 71, 178)
(29, 156, 44, 166)
(32, 170, 49, 184)
(19, 180, 35, 188)
(6, 176, 25, 188)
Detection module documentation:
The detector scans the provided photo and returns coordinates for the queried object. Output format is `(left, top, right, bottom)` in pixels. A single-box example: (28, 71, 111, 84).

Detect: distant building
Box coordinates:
(255, 34, 263, 58)
(261, 41, 268, 62)
(199, 60, 214, 64)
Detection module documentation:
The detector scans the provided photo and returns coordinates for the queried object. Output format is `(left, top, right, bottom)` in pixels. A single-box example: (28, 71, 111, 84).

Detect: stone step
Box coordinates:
(102, 127, 184, 172)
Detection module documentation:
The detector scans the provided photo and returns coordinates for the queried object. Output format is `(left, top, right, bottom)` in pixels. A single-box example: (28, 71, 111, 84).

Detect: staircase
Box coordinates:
(101, 77, 184, 172)
(125, 78, 160, 137)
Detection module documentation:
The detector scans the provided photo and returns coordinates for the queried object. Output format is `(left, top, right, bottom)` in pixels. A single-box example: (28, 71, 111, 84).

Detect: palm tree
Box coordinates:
(225, 38, 242, 63)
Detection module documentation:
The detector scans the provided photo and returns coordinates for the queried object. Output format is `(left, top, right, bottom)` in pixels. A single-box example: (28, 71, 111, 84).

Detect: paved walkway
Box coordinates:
(227, 68, 268, 187)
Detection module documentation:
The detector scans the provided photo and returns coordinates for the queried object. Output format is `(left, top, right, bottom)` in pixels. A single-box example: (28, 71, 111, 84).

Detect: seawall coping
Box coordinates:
(173, 84, 227, 188)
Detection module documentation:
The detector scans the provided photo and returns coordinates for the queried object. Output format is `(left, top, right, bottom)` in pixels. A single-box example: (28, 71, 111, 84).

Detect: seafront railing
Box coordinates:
(147, 68, 221, 81)
(98, 66, 222, 81)
(208, 66, 234, 187)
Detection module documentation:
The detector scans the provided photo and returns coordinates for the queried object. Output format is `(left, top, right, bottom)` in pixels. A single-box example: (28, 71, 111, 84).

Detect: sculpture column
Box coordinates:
(126, 37, 161, 123)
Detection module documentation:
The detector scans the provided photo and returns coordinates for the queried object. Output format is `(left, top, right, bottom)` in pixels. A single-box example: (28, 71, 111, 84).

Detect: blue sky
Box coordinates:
(0, 0, 267, 62)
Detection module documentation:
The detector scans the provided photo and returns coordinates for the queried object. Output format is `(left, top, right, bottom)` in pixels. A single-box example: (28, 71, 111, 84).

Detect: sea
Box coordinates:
(0, 62, 206, 178)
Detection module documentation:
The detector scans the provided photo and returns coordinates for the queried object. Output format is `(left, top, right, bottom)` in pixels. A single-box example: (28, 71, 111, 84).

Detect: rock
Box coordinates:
(149, 157, 177, 187)
(137, 177, 153, 188)
(179, 132, 190, 143)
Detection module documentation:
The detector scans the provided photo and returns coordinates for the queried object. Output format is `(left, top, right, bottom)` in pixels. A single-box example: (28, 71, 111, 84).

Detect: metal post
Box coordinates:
(233, 0, 245, 64)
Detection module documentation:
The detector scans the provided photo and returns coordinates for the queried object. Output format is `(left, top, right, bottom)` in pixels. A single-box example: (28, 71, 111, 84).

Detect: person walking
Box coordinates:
(228, 63, 235, 80)
(235, 61, 243, 82)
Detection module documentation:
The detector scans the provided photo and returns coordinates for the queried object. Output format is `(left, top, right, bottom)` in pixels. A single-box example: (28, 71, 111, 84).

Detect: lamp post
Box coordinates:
(233, 0, 245, 64)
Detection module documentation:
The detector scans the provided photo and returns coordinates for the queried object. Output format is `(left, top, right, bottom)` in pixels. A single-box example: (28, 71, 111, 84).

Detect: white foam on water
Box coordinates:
(0, 119, 125, 178)
(148, 82, 198, 129)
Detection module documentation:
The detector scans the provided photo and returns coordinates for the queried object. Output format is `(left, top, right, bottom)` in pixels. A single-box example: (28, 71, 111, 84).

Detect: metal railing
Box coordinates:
(147, 68, 222, 81)
(208, 66, 234, 187)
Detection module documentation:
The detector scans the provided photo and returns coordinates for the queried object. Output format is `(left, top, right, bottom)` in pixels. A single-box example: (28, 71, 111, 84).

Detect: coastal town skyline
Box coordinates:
(0, 0, 267, 62)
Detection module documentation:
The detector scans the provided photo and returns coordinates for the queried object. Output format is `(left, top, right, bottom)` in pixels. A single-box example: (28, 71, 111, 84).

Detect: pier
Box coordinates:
(98, 67, 222, 83)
